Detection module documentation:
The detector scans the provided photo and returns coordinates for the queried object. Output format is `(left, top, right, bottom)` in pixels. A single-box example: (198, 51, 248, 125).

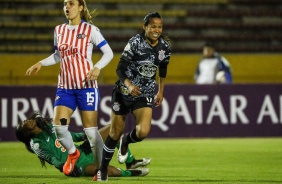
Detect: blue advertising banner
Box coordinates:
(0, 84, 281, 141)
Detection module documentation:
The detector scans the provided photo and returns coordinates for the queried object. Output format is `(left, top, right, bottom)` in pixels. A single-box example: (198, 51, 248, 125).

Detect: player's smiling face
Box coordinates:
(63, 0, 83, 21)
(143, 18, 163, 45)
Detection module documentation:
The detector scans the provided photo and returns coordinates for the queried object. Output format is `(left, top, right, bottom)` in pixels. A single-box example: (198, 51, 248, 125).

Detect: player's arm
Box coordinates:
(155, 75, 165, 106)
(25, 51, 60, 76)
(155, 77, 165, 107)
(86, 27, 113, 82)
(116, 58, 141, 96)
(218, 57, 232, 84)
(25, 29, 60, 76)
(30, 139, 64, 171)
(155, 47, 170, 106)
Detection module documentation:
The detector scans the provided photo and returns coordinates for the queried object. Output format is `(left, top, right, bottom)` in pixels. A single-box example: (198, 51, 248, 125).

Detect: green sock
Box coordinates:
(119, 168, 132, 177)
(116, 143, 134, 163)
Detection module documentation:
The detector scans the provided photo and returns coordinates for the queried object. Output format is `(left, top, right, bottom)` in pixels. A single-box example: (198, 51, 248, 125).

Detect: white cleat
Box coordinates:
(92, 170, 108, 182)
(126, 158, 151, 169)
(117, 135, 128, 164)
(128, 167, 149, 177)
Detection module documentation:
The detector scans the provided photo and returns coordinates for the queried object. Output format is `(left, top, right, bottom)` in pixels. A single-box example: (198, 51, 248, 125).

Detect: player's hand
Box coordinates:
(154, 92, 163, 107)
(25, 62, 42, 76)
(65, 166, 82, 177)
(128, 84, 142, 97)
(86, 67, 100, 82)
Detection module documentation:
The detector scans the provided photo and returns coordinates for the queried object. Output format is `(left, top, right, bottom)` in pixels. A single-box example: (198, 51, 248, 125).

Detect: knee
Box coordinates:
(136, 128, 149, 140)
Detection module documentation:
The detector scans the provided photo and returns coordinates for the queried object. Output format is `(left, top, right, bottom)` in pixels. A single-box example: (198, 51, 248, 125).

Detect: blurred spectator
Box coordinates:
(194, 42, 232, 84)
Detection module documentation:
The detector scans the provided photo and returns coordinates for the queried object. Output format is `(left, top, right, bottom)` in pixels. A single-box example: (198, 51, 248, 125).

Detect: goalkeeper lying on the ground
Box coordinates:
(15, 111, 150, 177)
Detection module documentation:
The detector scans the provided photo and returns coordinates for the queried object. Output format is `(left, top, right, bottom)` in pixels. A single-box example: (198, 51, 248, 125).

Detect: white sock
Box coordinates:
(84, 127, 104, 167)
(54, 125, 76, 154)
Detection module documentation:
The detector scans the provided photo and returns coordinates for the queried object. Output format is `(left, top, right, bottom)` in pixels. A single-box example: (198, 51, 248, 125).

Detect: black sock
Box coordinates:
(124, 129, 142, 144)
(100, 135, 118, 172)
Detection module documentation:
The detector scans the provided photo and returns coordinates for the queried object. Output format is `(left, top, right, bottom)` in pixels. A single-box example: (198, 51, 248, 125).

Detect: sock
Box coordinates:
(100, 135, 118, 171)
(125, 129, 142, 144)
(53, 125, 76, 154)
(84, 127, 104, 168)
(116, 143, 134, 163)
(118, 168, 131, 177)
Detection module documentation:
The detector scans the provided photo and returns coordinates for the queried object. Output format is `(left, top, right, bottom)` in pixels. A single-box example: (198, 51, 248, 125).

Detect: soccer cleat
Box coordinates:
(128, 167, 149, 177)
(117, 134, 128, 164)
(63, 149, 80, 175)
(92, 170, 108, 182)
(126, 158, 151, 169)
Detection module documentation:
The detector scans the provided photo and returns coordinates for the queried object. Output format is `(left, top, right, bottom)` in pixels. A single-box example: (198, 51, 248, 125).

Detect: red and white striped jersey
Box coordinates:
(51, 21, 111, 89)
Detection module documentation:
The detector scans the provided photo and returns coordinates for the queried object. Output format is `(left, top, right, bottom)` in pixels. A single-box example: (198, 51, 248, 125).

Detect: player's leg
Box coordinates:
(53, 89, 79, 175)
(82, 111, 103, 169)
(132, 107, 152, 139)
(98, 124, 111, 141)
(99, 124, 150, 169)
(118, 107, 152, 163)
(96, 112, 126, 181)
(78, 88, 104, 170)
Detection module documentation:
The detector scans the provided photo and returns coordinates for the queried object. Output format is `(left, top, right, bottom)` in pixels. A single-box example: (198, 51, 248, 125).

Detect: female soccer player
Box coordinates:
(95, 12, 171, 181)
(15, 111, 150, 177)
(25, 0, 113, 176)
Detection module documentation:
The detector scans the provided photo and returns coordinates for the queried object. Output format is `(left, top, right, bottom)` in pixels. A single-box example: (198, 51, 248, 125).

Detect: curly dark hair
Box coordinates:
(15, 111, 53, 168)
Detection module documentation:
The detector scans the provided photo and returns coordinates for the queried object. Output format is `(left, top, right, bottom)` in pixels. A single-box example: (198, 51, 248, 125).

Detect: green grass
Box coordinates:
(1, 138, 282, 184)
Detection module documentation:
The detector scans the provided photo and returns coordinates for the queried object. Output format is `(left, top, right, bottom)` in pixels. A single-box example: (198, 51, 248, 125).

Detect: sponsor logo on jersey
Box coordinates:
(76, 33, 86, 39)
(158, 50, 166, 60)
(59, 44, 78, 58)
(137, 63, 157, 78)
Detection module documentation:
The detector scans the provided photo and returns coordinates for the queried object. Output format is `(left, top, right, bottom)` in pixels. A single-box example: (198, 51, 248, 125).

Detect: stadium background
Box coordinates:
(1, 0, 282, 141)
(1, 0, 282, 85)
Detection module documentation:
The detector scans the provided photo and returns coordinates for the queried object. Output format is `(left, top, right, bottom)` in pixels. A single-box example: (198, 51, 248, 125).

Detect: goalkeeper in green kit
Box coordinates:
(15, 111, 150, 177)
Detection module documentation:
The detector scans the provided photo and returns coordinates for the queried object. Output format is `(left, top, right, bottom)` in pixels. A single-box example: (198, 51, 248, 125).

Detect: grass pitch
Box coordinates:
(0, 138, 282, 184)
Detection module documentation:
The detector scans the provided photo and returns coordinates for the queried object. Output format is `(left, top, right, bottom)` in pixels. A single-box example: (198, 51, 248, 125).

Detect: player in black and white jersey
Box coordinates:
(95, 12, 171, 181)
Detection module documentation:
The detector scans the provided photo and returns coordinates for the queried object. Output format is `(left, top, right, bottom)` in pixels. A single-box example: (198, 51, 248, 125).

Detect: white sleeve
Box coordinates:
(40, 50, 61, 66)
(91, 25, 113, 69)
(94, 44, 114, 70)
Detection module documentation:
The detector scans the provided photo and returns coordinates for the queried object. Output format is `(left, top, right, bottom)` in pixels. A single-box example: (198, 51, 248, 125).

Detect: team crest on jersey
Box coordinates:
(112, 102, 120, 112)
(158, 50, 166, 61)
(76, 33, 86, 39)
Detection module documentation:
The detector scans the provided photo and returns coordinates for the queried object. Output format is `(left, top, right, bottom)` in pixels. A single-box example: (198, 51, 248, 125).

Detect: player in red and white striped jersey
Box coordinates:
(25, 0, 113, 178)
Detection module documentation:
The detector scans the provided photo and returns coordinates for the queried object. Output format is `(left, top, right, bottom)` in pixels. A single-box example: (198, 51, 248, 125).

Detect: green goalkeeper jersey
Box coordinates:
(30, 124, 94, 176)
